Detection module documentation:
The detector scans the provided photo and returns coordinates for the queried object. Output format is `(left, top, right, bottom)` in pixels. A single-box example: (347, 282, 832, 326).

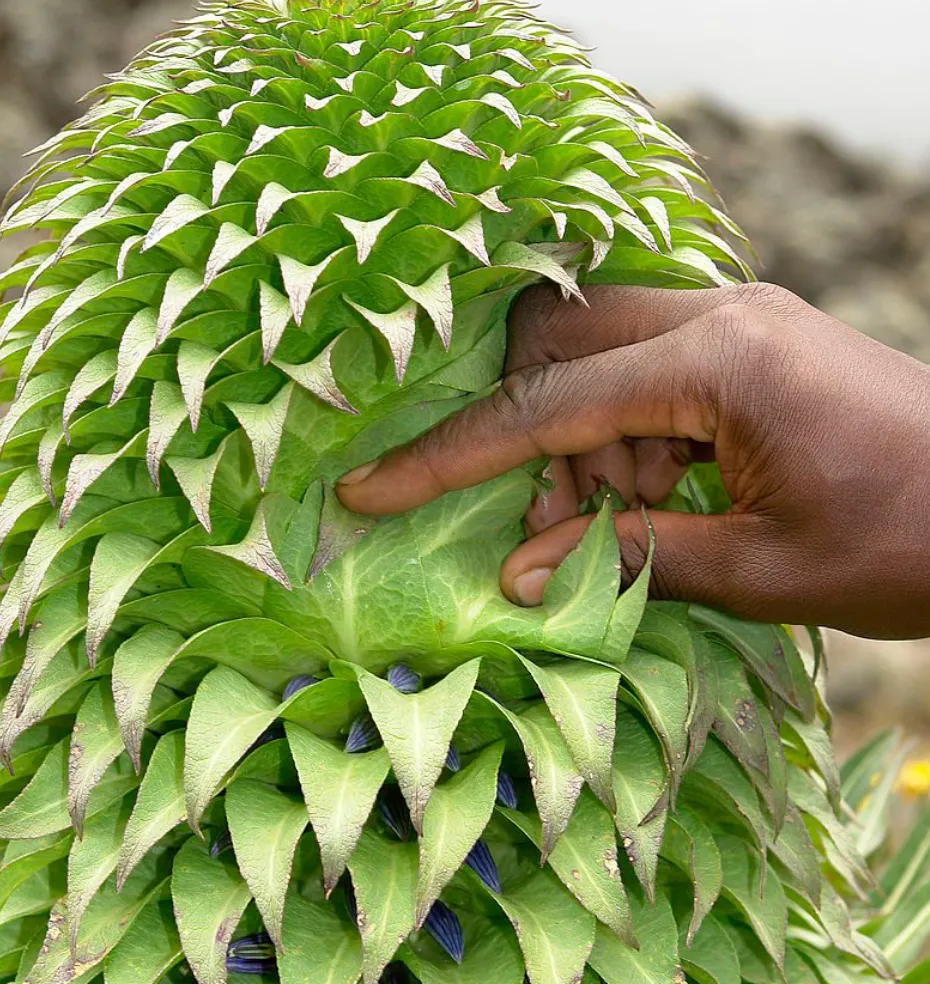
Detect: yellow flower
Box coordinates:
(897, 760, 930, 799)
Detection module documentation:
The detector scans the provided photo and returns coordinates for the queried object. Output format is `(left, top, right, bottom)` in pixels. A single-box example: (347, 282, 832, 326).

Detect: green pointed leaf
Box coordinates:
(226, 779, 308, 948)
(278, 893, 362, 984)
(602, 530, 654, 665)
(0, 470, 48, 548)
(166, 440, 228, 532)
(0, 736, 137, 839)
(61, 351, 118, 436)
(286, 723, 390, 895)
(347, 830, 419, 984)
(660, 805, 722, 945)
(103, 899, 183, 984)
(621, 648, 689, 798)
(112, 308, 158, 403)
(172, 837, 252, 984)
(258, 281, 293, 364)
(68, 681, 125, 835)
(117, 731, 186, 890)
(401, 912, 523, 984)
(881, 802, 930, 914)
(540, 501, 620, 655)
(416, 742, 503, 925)
(0, 834, 71, 912)
(491, 696, 583, 861)
(493, 241, 584, 302)
(205, 495, 292, 589)
(143, 195, 210, 255)
(357, 659, 480, 833)
(184, 664, 279, 833)
(503, 788, 635, 944)
(112, 625, 185, 771)
(680, 914, 740, 984)
(770, 803, 822, 905)
(205, 223, 257, 288)
(147, 381, 189, 484)
(784, 710, 842, 813)
(66, 796, 132, 950)
(494, 868, 595, 984)
(227, 382, 293, 490)
(718, 834, 786, 968)
(589, 892, 680, 984)
(611, 704, 667, 900)
(709, 640, 769, 777)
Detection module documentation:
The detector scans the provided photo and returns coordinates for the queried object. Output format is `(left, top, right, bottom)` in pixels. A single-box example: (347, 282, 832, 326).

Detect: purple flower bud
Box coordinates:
(283, 674, 319, 701)
(210, 830, 233, 859)
(247, 721, 285, 755)
(226, 933, 277, 975)
(424, 900, 465, 964)
(464, 840, 501, 893)
(444, 744, 461, 773)
(346, 711, 380, 753)
(386, 663, 420, 694)
(496, 768, 518, 809)
(377, 786, 413, 841)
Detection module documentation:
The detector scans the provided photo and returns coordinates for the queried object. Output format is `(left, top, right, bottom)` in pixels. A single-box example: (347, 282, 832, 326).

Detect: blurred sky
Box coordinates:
(542, 0, 930, 168)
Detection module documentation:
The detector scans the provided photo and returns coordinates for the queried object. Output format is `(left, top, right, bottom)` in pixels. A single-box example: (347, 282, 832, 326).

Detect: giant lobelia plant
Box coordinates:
(0, 1, 929, 982)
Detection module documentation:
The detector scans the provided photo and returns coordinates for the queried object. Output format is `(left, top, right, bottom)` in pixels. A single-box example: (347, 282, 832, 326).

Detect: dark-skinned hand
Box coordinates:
(337, 282, 930, 640)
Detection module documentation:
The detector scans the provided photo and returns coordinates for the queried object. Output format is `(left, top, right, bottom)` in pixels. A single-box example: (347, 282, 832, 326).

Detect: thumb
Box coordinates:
(501, 508, 753, 611)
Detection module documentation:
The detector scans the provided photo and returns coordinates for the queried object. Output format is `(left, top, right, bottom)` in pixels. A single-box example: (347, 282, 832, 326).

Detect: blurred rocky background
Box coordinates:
(1, 0, 928, 756)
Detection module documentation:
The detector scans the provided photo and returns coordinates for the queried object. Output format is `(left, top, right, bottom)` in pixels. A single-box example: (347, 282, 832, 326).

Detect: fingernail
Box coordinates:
(339, 459, 380, 486)
(512, 567, 553, 607)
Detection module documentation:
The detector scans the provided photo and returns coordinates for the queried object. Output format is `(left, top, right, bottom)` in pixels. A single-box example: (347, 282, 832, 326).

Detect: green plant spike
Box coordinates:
(0, 1, 927, 983)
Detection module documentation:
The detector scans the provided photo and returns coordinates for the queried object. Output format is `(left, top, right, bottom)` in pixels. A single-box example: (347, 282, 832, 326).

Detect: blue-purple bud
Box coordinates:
(464, 840, 501, 893)
(424, 900, 465, 964)
(210, 830, 233, 859)
(496, 768, 518, 809)
(226, 933, 277, 975)
(377, 786, 413, 841)
(346, 712, 380, 753)
(444, 744, 461, 773)
(380, 964, 412, 984)
(283, 674, 319, 701)
(386, 663, 420, 694)
(247, 721, 285, 755)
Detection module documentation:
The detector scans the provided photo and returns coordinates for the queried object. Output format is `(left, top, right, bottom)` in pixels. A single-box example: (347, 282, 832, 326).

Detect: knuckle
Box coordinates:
(725, 281, 802, 317)
(496, 362, 563, 429)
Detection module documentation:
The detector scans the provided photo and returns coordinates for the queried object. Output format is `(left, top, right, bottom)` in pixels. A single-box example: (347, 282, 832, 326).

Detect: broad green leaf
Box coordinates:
(286, 723, 390, 894)
(68, 681, 125, 835)
(111, 625, 185, 771)
(226, 779, 308, 948)
(278, 893, 362, 984)
(502, 789, 635, 944)
(416, 742, 502, 924)
(347, 830, 419, 984)
(681, 914, 740, 984)
(589, 892, 680, 984)
(784, 711, 842, 812)
(815, 884, 895, 978)
(718, 834, 786, 968)
(357, 659, 480, 832)
(621, 648, 689, 797)
(0, 737, 137, 839)
(66, 797, 132, 950)
(660, 805, 722, 944)
(117, 731, 186, 890)
(171, 838, 252, 984)
(103, 899, 183, 984)
(518, 654, 618, 811)
(611, 704, 667, 900)
(495, 868, 595, 984)
(184, 664, 279, 832)
(770, 803, 822, 906)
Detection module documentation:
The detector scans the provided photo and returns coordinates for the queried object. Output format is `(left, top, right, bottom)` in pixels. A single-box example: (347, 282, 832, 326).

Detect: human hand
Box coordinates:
(337, 283, 930, 639)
